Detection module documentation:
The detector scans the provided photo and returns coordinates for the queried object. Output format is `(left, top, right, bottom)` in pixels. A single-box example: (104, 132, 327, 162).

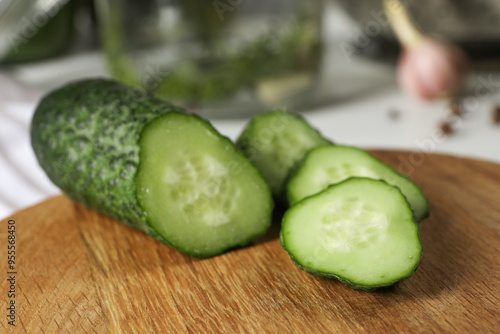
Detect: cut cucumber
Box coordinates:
(236, 111, 331, 200)
(31, 79, 273, 258)
(281, 177, 422, 291)
(287, 145, 429, 222)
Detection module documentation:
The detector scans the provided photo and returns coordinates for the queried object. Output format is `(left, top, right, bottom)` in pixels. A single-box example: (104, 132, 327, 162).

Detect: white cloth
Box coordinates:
(0, 75, 60, 219)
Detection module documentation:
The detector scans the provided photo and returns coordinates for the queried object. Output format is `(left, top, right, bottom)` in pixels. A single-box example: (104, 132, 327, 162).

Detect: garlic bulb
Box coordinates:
(384, 0, 470, 100)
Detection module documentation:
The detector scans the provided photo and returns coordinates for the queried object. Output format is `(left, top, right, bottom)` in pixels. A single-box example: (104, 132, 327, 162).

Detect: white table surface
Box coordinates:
(1, 4, 499, 219)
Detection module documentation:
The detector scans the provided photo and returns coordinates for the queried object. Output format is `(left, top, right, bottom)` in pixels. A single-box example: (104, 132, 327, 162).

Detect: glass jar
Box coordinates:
(96, 0, 324, 118)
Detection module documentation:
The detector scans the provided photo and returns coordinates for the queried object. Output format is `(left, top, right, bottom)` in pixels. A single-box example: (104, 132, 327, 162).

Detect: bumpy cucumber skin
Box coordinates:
(286, 145, 430, 222)
(280, 178, 423, 291)
(236, 111, 331, 200)
(31, 79, 182, 239)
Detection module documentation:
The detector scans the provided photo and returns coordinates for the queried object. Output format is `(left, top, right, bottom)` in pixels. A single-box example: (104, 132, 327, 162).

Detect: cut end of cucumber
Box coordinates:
(136, 112, 273, 258)
(282, 178, 422, 290)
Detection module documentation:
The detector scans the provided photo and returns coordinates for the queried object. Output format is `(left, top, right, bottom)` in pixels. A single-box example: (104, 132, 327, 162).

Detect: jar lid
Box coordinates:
(0, 0, 66, 58)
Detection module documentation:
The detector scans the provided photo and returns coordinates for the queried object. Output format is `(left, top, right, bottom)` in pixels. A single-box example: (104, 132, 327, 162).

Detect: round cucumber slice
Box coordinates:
(281, 177, 422, 291)
(136, 112, 273, 257)
(287, 145, 429, 222)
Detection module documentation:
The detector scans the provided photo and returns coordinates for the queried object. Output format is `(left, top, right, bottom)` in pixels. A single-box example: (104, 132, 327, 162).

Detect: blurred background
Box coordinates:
(1, 0, 500, 218)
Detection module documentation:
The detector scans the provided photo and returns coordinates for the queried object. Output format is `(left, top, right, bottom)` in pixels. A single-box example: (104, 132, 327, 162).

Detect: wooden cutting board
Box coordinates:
(1, 150, 499, 333)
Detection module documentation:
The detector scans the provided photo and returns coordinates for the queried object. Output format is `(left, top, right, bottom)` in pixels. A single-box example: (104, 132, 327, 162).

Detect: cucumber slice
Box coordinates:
(136, 112, 273, 257)
(287, 145, 429, 222)
(31, 79, 273, 258)
(281, 177, 422, 291)
(236, 111, 331, 199)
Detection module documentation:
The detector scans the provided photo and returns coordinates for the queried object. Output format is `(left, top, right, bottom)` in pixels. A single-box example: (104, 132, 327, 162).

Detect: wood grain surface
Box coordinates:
(1, 150, 499, 333)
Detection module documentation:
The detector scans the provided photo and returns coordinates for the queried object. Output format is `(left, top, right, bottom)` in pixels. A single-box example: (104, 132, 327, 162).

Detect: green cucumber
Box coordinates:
(281, 177, 422, 291)
(236, 110, 331, 200)
(287, 145, 429, 222)
(31, 79, 273, 258)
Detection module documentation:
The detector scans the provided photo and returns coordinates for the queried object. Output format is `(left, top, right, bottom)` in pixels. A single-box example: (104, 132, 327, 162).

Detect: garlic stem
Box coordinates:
(383, 0, 424, 48)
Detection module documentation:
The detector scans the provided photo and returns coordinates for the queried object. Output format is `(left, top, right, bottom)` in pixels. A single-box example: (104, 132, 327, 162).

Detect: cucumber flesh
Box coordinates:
(236, 111, 330, 199)
(281, 177, 422, 291)
(287, 145, 429, 222)
(137, 112, 273, 257)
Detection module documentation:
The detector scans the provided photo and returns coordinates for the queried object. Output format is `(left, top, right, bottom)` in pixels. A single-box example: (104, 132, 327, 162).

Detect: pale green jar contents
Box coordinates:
(96, 0, 324, 118)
